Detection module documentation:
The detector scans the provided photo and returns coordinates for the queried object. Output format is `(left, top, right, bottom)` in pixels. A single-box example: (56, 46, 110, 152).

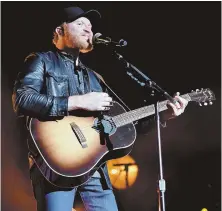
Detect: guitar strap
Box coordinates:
(93, 71, 131, 112)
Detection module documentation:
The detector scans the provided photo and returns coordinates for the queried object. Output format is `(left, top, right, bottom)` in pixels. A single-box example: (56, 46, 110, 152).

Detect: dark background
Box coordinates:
(2, 2, 221, 211)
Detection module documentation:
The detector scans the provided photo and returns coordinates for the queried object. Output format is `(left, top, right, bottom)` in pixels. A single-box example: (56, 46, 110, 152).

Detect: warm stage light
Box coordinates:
(107, 155, 139, 189)
(111, 169, 119, 175)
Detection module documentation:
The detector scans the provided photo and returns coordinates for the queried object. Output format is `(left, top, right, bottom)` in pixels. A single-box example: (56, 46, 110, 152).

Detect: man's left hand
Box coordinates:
(163, 92, 189, 120)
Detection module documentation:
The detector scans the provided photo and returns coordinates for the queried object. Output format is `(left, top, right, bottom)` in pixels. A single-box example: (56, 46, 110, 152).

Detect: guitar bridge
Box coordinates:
(70, 122, 88, 148)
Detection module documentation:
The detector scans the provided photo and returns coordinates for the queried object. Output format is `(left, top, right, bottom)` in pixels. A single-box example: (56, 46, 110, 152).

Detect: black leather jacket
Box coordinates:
(13, 50, 106, 118)
(12, 49, 113, 189)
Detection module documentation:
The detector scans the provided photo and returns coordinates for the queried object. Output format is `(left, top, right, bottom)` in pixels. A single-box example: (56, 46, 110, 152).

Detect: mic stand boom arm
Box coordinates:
(113, 51, 176, 104)
(113, 50, 174, 211)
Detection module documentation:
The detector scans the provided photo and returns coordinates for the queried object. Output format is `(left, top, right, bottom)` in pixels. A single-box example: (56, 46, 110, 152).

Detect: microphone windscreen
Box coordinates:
(93, 32, 102, 43)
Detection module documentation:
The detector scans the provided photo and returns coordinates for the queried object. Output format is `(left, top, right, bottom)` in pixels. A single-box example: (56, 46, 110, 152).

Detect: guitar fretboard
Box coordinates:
(112, 94, 191, 127)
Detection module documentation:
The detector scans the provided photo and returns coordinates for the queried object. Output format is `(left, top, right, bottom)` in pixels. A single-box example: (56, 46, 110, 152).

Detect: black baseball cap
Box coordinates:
(54, 6, 101, 27)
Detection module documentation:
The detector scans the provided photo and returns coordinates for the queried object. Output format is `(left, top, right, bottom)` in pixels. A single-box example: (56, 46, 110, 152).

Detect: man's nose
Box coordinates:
(84, 25, 92, 33)
(84, 28, 92, 34)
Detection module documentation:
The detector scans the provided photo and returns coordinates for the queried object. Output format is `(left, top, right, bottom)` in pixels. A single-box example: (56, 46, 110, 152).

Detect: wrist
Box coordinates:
(68, 95, 82, 111)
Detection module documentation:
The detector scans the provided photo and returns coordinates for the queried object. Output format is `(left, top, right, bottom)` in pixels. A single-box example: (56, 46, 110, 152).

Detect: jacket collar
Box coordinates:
(57, 49, 76, 63)
(55, 48, 87, 71)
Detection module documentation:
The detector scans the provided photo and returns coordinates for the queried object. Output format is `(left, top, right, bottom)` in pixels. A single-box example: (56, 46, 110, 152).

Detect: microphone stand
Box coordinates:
(112, 51, 176, 211)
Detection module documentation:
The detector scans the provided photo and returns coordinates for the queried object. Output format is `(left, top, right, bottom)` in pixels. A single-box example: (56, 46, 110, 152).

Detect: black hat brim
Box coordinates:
(67, 9, 101, 25)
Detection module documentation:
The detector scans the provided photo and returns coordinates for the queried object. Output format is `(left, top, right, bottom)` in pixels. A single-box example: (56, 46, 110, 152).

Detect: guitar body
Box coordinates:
(29, 101, 137, 188)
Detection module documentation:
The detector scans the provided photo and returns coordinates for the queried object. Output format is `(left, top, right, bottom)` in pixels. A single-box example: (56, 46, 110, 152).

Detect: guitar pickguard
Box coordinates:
(93, 115, 117, 135)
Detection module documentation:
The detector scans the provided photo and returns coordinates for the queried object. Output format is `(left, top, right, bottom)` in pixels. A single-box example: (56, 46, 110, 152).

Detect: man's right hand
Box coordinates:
(68, 92, 113, 111)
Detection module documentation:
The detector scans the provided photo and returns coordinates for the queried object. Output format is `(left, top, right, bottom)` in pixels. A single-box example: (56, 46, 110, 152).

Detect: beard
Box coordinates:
(64, 29, 93, 53)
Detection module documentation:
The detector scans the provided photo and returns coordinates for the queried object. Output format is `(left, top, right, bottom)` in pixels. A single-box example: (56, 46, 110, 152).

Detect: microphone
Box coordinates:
(93, 32, 127, 47)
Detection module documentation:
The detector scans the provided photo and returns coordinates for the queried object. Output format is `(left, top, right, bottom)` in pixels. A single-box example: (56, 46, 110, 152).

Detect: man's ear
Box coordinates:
(55, 26, 64, 36)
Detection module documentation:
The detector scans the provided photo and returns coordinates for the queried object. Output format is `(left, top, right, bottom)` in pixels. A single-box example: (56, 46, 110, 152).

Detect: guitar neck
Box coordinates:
(112, 94, 191, 127)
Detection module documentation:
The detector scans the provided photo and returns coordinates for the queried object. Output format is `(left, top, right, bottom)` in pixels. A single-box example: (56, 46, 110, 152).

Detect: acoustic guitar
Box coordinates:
(29, 88, 215, 188)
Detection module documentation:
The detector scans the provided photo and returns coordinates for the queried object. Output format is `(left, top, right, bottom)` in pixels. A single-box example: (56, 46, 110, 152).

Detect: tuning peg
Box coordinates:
(204, 102, 208, 106)
(199, 103, 202, 106)
(196, 89, 200, 92)
(191, 90, 194, 92)
(209, 101, 213, 105)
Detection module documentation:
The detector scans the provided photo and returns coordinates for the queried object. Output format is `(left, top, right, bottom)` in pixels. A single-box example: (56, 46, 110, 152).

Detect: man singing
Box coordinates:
(12, 6, 188, 211)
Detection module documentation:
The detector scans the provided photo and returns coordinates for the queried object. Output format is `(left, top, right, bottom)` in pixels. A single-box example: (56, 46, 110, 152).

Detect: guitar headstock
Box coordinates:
(188, 88, 216, 106)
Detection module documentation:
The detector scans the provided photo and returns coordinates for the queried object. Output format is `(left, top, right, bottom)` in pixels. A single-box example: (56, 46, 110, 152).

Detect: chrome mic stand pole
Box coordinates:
(155, 101, 166, 211)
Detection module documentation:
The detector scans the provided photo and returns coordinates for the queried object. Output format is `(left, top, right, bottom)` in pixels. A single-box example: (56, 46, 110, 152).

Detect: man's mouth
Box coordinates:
(82, 35, 92, 44)
(82, 35, 89, 39)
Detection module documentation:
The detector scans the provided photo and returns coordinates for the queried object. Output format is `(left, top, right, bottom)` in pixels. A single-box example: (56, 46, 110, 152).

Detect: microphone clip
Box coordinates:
(96, 36, 112, 44)
(93, 33, 127, 47)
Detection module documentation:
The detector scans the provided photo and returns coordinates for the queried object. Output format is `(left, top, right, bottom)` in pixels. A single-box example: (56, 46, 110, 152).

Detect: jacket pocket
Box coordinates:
(46, 71, 69, 96)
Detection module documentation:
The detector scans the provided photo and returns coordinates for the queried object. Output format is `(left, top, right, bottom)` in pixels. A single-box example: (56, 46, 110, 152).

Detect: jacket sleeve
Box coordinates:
(12, 53, 69, 118)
